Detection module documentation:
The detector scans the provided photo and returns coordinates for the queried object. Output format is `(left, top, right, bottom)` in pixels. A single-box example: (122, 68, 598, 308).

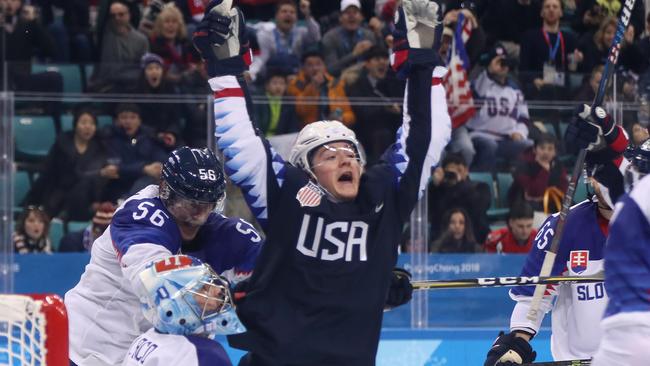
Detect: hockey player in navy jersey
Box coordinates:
(192, 0, 449, 364)
(591, 140, 650, 366)
(122, 255, 244, 366)
(484, 104, 629, 365)
(65, 147, 262, 366)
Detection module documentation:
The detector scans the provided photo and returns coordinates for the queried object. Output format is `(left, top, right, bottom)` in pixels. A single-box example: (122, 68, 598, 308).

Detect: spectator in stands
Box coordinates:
(25, 109, 108, 221)
(149, 3, 201, 88)
(509, 133, 568, 212)
(101, 103, 167, 203)
(430, 207, 479, 253)
(574, 64, 604, 102)
(577, 17, 635, 74)
(345, 46, 404, 164)
(519, 0, 583, 100)
(464, 44, 533, 171)
(36, 0, 93, 62)
(0, 0, 63, 129)
(249, 0, 321, 82)
(59, 202, 116, 252)
(484, 201, 537, 253)
(629, 121, 649, 146)
(481, 0, 542, 56)
(13, 206, 51, 254)
(428, 153, 491, 244)
(253, 68, 299, 136)
(572, 0, 645, 39)
(179, 59, 210, 147)
(441, 5, 487, 67)
(128, 53, 183, 151)
(90, 1, 149, 93)
(287, 49, 355, 127)
(321, 0, 379, 77)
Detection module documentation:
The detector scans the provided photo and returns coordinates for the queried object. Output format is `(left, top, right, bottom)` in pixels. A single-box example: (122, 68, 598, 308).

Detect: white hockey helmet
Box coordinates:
(289, 120, 366, 175)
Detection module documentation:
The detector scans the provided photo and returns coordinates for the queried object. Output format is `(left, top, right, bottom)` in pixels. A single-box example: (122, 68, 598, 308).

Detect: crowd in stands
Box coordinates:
(6, 0, 650, 254)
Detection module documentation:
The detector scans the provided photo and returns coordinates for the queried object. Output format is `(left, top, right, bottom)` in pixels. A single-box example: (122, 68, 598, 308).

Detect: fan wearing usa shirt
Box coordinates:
(484, 105, 629, 365)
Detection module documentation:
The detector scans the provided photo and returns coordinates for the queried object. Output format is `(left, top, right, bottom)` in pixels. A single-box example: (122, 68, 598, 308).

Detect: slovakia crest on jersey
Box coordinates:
(296, 181, 323, 207)
(570, 250, 589, 274)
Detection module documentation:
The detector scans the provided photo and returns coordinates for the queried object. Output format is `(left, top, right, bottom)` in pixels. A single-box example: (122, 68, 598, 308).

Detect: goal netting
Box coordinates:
(0, 294, 68, 366)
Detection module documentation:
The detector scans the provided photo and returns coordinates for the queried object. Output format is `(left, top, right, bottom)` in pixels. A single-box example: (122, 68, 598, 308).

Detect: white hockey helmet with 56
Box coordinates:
(289, 120, 366, 176)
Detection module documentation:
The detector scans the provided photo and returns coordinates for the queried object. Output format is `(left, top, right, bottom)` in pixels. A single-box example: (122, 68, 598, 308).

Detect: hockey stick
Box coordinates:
(412, 274, 603, 290)
(523, 360, 591, 366)
(526, 0, 637, 322)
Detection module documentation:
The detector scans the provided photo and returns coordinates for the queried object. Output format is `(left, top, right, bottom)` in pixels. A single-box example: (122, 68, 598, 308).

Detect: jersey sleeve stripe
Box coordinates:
(211, 76, 285, 227)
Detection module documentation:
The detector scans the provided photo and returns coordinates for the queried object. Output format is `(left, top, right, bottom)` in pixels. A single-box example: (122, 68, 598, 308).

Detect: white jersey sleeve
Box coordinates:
(122, 328, 232, 366)
(65, 186, 180, 366)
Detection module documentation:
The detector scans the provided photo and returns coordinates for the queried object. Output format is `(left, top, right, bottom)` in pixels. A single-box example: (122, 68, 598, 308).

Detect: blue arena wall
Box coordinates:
(13, 253, 555, 364)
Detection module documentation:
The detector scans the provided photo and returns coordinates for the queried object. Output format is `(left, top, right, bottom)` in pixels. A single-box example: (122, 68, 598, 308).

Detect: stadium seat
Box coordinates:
(61, 114, 74, 131)
(31, 64, 83, 94)
(573, 178, 590, 203)
(14, 116, 56, 159)
(67, 221, 90, 233)
(496, 173, 513, 209)
(543, 122, 557, 136)
(13, 171, 30, 208)
(469, 172, 508, 219)
(97, 115, 113, 129)
(559, 121, 569, 139)
(49, 219, 64, 252)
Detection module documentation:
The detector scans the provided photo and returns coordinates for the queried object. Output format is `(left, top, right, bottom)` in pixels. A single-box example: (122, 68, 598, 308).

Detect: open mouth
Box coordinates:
(338, 172, 353, 183)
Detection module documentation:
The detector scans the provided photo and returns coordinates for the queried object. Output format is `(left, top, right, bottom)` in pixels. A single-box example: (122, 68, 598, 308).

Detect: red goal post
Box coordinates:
(0, 293, 68, 366)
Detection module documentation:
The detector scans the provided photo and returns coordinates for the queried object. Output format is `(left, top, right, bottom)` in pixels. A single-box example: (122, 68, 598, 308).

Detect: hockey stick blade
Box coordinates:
(526, 0, 637, 322)
(523, 359, 591, 366)
(411, 274, 603, 290)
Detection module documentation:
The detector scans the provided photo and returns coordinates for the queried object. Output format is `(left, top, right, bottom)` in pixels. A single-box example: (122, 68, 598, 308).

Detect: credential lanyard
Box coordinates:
(541, 29, 565, 67)
(273, 28, 294, 55)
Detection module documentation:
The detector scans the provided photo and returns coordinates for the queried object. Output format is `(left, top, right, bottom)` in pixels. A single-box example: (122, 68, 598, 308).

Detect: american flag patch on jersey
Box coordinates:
(296, 181, 323, 207)
(570, 250, 589, 274)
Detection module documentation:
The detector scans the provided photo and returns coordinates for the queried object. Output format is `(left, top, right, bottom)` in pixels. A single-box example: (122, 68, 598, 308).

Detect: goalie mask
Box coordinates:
(138, 255, 245, 338)
(289, 120, 366, 181)
(161, 147, 226, 226)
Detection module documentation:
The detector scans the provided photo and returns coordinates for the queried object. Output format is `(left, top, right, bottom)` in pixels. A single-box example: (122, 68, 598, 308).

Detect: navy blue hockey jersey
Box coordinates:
(211, 62, 451, 365)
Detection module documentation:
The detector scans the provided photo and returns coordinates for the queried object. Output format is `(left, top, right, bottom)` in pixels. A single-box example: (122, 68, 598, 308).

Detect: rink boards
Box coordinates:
(13, 253, 559, 364)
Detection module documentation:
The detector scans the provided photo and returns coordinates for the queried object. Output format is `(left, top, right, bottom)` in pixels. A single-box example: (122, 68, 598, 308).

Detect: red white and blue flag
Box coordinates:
(570, 250, 590, 274)
(443, 12, 476, 129)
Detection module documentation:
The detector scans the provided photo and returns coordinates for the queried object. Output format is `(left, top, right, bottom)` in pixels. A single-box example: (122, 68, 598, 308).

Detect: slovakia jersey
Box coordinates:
(65, 185, 262, 366)
(466, 70, 530, 138)
(603, 175, 650, 319)
(509, 200, 609, 360)
(210, 63, 450, 365)
(122, 328, 231, 366)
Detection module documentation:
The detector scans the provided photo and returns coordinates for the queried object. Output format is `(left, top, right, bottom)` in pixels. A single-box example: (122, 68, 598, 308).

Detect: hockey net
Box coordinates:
(0, 294, 68, 366)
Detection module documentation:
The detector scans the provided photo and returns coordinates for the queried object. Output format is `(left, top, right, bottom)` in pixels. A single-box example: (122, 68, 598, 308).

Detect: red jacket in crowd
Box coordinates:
(484, 227, 538, 254)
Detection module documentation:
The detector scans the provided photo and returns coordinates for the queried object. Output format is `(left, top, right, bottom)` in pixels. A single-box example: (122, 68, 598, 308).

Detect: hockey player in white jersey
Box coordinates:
(122, 255, 244, 366)
(591, 140, 650, 366)
(484, 104, 629, 365)
(65, 147, 262, 366)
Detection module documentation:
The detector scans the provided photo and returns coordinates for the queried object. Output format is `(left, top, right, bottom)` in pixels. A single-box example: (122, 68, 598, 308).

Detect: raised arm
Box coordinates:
(193, 3, 286, 230)
(379, 0, 451, 221)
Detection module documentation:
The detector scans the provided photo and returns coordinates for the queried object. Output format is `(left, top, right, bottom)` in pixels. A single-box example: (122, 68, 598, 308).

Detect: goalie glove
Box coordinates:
(484, 331, 536, 366)
(565, 104, 616, 154)
(385, 268, 413, 309)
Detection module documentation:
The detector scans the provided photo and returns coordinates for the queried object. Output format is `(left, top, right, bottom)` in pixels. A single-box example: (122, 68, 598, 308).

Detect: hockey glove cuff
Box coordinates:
(484, 331, 536, 366)
(391, 0, 443, 78)
(385, 268, 413, 309)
